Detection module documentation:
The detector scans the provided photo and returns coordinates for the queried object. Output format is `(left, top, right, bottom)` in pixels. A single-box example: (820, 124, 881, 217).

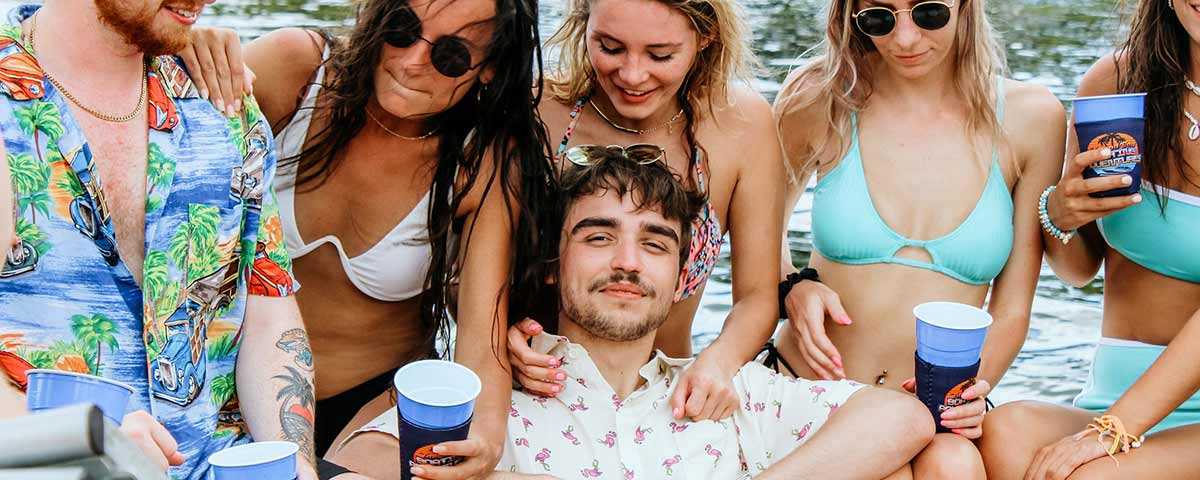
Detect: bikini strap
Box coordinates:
(555, 95, 589, 160)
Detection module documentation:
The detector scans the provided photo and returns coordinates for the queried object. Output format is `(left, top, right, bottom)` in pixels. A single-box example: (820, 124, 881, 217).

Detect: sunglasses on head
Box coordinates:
(384, 5, 485, 78)
(563, 144, 666, 167)
(853, 1, 955, 38)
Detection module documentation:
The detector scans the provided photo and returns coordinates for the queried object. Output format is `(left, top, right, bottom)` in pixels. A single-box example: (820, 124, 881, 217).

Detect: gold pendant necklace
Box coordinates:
(26, 11, 146, 124)
(365, 108, 438, 141)
(589, 98, 683, 136)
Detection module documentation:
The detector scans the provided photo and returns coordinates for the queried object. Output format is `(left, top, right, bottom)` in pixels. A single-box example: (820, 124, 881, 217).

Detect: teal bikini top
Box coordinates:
(1098, 184, 1200, 283)
(811, 81, 1014, 285)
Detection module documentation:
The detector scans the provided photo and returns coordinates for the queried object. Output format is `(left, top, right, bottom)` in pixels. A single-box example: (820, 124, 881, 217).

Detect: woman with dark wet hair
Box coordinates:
(181, 0, 552, 475)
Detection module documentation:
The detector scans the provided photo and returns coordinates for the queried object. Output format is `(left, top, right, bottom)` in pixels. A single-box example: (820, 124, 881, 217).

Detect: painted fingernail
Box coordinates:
(551, 385, 561, 392)
(549, 358, 560, 367)
(1121, 175, 1132, 185)
(200, 89, 209, 99)
(1101, 148, 1112, 157)
(411, 467, 425, 476)
(215, 99, 225, 112)
(1133, 194, 1143, 203)
(234, 99, 242, 112)
(555, 372, 566, 381)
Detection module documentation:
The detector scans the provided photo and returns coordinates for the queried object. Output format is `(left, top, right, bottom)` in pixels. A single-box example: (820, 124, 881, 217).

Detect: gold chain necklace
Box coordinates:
(26, 12, 146, 123)
(589, 98, 683, 136)
(365, 108, 438, 141)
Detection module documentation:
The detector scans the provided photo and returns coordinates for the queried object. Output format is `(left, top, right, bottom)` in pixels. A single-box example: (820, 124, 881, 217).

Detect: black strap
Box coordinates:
(317, 458, 354, 479)
(778, 267, 820, 319)
(760, 342, 798, 377)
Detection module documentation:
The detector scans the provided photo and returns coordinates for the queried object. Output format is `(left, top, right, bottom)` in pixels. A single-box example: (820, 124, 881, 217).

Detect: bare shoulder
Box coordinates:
(721, 82, 774, 127)
(772, 67, 826, 134)
(1077, 52, 1121, 98)
(244, 27, 327, 125)
(1001, 78, 1066, 170)
(1002, 78, 1065, 132)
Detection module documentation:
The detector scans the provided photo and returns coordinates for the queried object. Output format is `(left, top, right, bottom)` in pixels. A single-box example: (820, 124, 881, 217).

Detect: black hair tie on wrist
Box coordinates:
(778, 267, 820, 319)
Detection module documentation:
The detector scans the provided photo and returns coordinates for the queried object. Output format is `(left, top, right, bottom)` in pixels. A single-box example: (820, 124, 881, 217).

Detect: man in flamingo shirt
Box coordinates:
(331, 151, 935, 479)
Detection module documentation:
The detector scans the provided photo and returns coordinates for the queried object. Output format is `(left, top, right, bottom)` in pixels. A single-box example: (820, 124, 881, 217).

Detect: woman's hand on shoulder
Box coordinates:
(179, 26, 252, 117)
(507, 319, 566, 397)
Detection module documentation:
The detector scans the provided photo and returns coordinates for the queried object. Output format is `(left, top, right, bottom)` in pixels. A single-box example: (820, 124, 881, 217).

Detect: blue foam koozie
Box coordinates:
(393, 360, 481, 430)
(25, 369, 134, 425)
(915, 352, 980, 434)
(1073, 93, 1148, 198)
(399, 412, 471, 480)
(208, 441, 299, 480)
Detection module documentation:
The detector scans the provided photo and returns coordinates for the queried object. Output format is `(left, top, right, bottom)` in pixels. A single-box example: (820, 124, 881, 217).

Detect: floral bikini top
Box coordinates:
(556, 97, 724, 302)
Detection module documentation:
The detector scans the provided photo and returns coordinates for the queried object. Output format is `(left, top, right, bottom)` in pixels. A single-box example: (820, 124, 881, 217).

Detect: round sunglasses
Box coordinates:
(385, 6, 485, 78)
(852, 1, 955, 38)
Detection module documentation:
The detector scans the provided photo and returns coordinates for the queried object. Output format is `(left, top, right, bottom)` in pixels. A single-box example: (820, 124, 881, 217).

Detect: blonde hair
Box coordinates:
(546, 0, 758, 119)
(775, 0, 1008, 180)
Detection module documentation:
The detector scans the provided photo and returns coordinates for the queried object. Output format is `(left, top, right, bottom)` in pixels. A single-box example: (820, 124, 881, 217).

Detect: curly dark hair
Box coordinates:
(281, 0, 553, 360)
(530, 150, 706, 330)
(1115, 0, 1200, 209)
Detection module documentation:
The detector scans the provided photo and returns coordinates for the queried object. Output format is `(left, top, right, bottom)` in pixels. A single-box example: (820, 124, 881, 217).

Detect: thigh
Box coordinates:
(1070, 422, 1200, 479)
(980, 401, 1096, 480)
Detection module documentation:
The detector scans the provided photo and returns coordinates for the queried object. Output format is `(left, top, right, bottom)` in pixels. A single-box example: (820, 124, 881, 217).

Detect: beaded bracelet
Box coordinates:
(1075, 414, 1144, 466)
(1038, 185, 1075, 244)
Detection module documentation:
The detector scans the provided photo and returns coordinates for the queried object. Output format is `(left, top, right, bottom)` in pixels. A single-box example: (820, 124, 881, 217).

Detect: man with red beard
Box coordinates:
(0, 3, 317, 479)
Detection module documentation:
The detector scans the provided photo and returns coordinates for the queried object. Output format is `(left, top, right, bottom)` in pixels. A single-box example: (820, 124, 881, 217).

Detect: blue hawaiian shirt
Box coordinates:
(0, 5, 298, 479)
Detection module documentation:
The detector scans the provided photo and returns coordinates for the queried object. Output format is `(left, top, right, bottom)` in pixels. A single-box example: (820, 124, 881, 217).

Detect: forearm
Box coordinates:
(704, 288, 778, 365)
(978, 310, 1029, 388)
(1107, 306, 1200, 436)
(236, 295, 316, 465)
(455, 337, 510, 457)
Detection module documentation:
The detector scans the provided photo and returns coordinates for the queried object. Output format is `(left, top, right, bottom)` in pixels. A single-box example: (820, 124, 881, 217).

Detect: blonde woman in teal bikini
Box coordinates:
(772, 0, 1066, 477)
(980, 1, 1200, 478)
(505, 0, 788, 423)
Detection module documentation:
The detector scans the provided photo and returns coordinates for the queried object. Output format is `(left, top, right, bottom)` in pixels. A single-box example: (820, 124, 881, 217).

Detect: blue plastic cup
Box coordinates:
(208, 441, 299, 480)
(25, 369, 134, 425)
(1072, 93, 1147, 198)
(394, 360, 481, 430)
(394, 360, 481, 480)
(914, 302, 992, 432)
(914, 302, 992, 367)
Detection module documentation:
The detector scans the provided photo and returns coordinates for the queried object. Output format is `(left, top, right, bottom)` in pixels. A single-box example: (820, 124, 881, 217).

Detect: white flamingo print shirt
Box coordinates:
(347, 333, 864, 479)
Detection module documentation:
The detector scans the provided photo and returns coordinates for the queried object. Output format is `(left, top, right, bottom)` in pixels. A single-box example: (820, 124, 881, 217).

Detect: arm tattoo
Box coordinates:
(274, 329, 316, 463)
(276, 328, 314, 370)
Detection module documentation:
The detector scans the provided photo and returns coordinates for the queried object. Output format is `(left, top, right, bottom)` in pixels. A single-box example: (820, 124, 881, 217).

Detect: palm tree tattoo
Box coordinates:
(274, 329, 315, 462)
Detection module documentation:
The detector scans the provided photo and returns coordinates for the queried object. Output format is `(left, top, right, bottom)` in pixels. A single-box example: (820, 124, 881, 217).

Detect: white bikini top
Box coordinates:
(274, 46, 435, 302)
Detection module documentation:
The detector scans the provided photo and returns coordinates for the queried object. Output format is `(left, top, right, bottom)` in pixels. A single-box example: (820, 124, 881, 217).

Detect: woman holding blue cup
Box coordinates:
(771, 0, 1067, 477)
(980, 0, 1200, 478)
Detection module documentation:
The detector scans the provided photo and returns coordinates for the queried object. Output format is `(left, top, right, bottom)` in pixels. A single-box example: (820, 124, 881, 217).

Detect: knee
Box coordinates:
(859, 387, 936, 454)
(914, 433, 986, 480)
(979, 401, 1049, 475)
(981, 400, 1043, 452)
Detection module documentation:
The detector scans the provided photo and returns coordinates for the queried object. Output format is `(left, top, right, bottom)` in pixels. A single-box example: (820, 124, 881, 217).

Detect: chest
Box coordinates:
(508, 391, 745, 479)
(80, 116, 149, 275)
(849, 113, 1011, 238)
(293, 135, 437, 258)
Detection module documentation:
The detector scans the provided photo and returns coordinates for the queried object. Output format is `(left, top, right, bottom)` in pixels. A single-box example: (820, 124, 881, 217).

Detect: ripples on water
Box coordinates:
(4, 0, 1129, 403)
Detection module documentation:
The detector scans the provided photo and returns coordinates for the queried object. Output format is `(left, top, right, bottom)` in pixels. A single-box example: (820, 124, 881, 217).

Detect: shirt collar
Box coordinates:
(529, 332, 692, 395)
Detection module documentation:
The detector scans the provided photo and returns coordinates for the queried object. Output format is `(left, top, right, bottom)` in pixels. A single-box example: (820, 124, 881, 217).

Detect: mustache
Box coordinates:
(588, 271, 656, 298)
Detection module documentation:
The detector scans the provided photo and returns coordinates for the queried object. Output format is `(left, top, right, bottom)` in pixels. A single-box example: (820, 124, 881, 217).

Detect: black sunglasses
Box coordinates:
(385, 5, 486, 78)
(853, 1, 955, 38)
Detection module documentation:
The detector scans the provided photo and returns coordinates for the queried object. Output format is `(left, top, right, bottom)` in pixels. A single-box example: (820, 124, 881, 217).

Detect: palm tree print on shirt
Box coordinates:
(69, 313, 118, 375)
